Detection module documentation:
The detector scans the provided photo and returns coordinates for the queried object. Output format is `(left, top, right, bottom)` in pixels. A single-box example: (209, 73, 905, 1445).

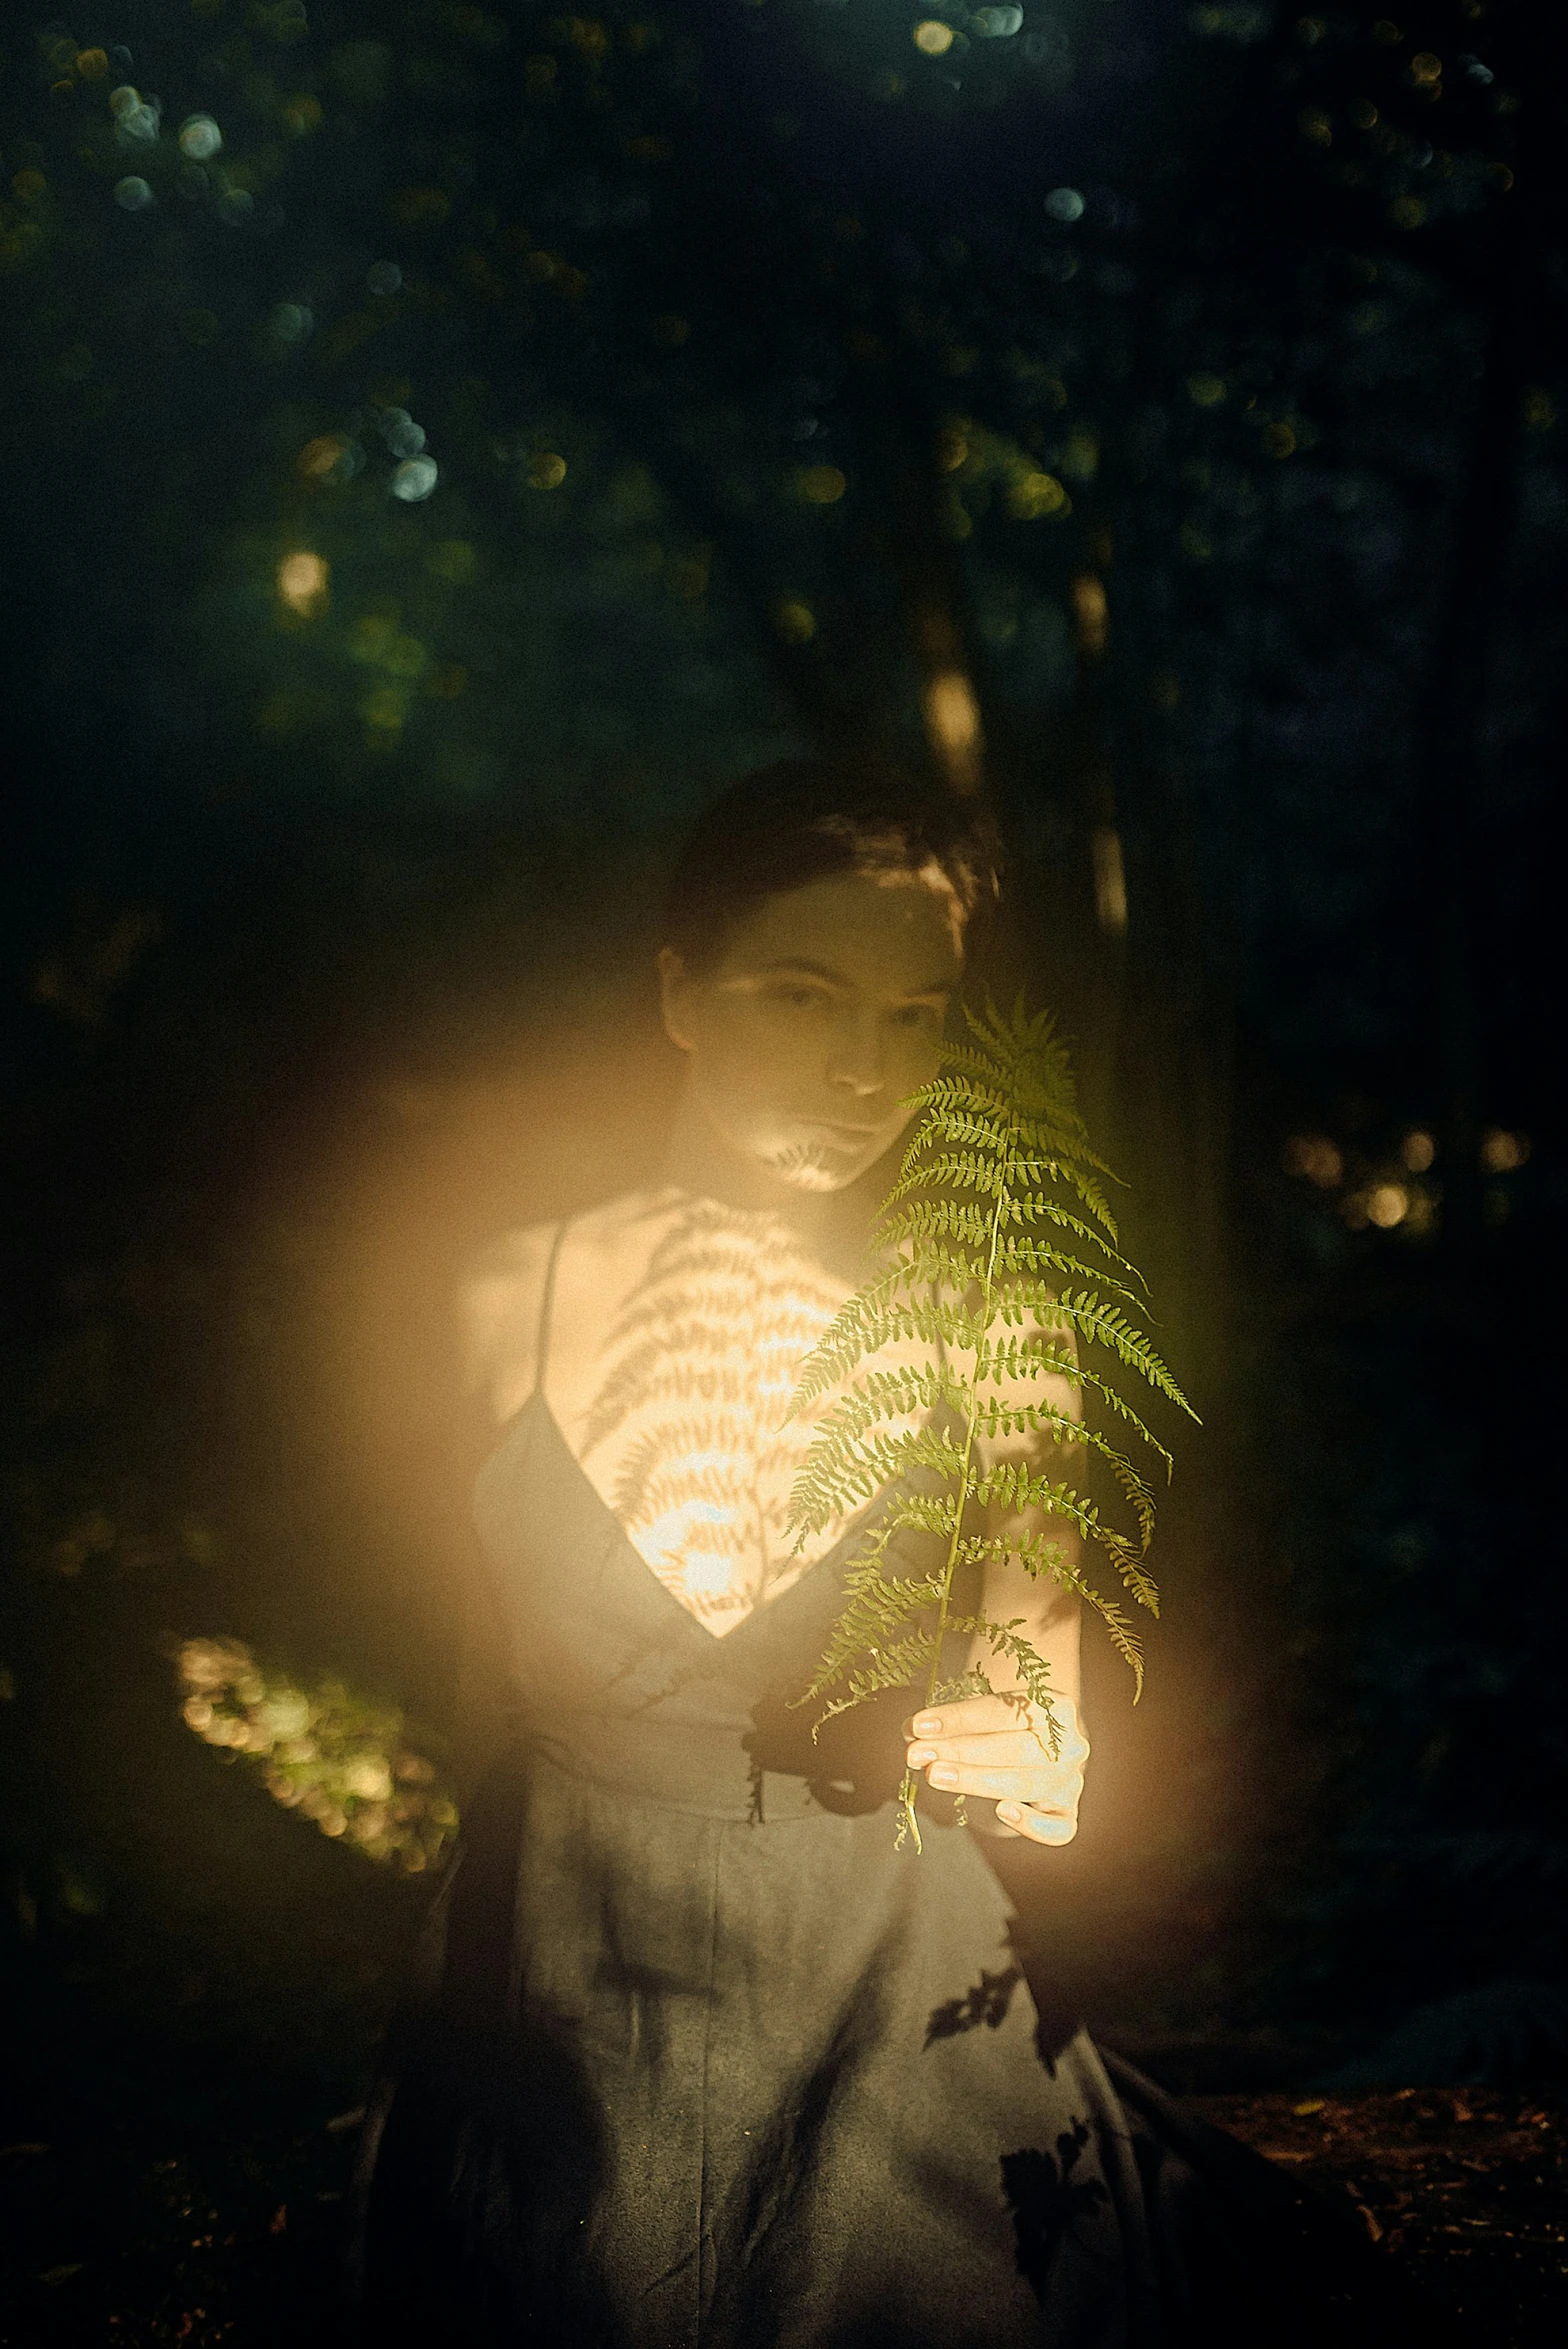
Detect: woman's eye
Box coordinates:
(770, 985, 828, 1010)
(890, 1003, 941, 1031)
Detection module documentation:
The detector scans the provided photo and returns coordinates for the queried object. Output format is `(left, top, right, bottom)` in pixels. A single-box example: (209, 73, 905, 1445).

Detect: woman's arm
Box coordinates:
(460, 1226, 557, 1425)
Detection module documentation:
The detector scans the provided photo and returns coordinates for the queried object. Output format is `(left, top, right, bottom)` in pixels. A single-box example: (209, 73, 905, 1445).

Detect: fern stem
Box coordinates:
(906, 1112, 1013, 1844)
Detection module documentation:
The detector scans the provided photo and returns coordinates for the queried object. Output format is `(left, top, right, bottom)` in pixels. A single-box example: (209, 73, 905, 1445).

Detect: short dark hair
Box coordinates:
(663, 757, 1002, 974)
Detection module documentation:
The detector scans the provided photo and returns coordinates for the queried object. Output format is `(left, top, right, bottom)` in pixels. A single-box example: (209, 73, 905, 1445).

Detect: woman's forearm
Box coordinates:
(975, 1521, 1082, 1712)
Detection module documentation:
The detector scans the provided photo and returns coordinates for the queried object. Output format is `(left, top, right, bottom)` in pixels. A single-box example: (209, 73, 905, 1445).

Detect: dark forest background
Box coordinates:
(2, 0, 1566, 2328)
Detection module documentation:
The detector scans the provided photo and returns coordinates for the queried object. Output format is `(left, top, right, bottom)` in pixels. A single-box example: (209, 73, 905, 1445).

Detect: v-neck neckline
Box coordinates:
(526, 1386, 875, 1651)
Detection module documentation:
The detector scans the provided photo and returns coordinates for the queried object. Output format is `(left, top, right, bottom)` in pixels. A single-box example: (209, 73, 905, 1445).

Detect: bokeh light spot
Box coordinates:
(796, 464, 847, 506)
(774, 598, 817, 644)
(1283, 1135, 1343, 1188)
(391, 456, 440, 501)
(1045, 187, 1085, 223)
(1006, 470, 1067, 520)
(116, 97, 162, 146)
(176, 1639, 457, 1872)
(379, 408, 427, 458)
(527, 450, 568, 489)
(913, 22, 956, 57)
(298, 433, 353, 482)
(1366, 1184, 1408, 1230)
(276, 551, 329, 616)
(114, 176, 154, 212)
(178, 114, 223, 161)
(1481, 1129, 1529, 1173)
(924, 669, 981, 759)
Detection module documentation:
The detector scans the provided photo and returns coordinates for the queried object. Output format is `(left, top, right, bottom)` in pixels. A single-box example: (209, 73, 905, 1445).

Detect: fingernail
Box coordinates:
(907, 1745, 935, 1766)
(928, 1765, 957, 1789)
(914, 1714, 942, 1736)
(997, 1803, 1022, 1823)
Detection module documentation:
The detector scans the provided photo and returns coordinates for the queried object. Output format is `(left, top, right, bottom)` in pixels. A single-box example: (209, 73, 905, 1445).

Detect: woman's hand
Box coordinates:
(904, 1693, 1089, 1847)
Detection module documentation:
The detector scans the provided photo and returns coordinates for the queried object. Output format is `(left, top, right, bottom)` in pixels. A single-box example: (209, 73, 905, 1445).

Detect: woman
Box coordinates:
(354, 761, 1423, 2348)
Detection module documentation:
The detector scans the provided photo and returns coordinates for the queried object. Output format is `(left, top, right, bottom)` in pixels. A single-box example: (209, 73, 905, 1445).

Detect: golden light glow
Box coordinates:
(1091, 827, 1128, 937)
(796, 463, 847, 505)
(1071, 572, 1109, 655)
(1366, 1183, 1408, 1229)
(922, 668, 983, 794)
(298, 433, 350, 480)
(1401, 1129, 1436, 1172)
(276, 551, 329, 617)
(913, 20, 956, 55)
(1283, 1134, 1343, 1187)
(527, 450, 567, 488)
(1481, 1128, 1529, 1173)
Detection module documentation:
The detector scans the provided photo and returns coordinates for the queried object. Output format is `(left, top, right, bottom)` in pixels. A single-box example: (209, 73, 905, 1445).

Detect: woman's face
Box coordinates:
(659, 868, 964, 1193)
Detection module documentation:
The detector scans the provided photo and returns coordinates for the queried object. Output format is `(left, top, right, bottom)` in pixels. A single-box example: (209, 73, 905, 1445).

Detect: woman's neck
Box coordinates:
(657, 1082, 889, 1277)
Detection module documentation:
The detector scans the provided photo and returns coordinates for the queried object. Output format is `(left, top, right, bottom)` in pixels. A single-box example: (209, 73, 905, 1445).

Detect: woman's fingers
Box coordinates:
(907, 1731, 1069, 1770)
(905, 1696, 1088, 1759)
(995, 1803, 1079, 1847)
(902, 1695, 1088, 1847)
(905, 1694, 1033, 1740)
(920, 1762, 1076, 1801)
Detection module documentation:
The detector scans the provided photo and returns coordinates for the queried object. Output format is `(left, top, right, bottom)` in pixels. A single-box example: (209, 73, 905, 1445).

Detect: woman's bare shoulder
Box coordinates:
(460, 1190, 677, 1421)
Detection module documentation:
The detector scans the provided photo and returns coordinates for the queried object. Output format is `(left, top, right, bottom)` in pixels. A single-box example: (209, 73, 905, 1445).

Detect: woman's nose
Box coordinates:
(827, 1017, 885, 1097)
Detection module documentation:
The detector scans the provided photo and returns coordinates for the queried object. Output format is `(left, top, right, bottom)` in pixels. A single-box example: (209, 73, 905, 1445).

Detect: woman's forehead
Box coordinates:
(718, 869, 965, 984)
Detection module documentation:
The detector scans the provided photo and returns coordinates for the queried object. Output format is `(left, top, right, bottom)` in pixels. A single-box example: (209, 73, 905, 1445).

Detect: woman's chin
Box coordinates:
(760, 1140, 868, 1195)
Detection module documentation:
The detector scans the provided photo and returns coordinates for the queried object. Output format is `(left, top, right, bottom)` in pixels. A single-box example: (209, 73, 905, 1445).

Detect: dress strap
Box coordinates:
(532, 1220, 570, 1399)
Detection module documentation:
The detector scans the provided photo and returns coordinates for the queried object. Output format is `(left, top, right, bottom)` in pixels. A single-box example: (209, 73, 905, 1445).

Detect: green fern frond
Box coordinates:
(962, 1539, 1150, 1694)
(880, 1149, 1011, 1205)
(1047, 1290, 1197, 1417)
(980, 1338, 1173, 1471)
(787, 1296, 981, 1411)
(947, 1617, 1063, 1748)
(786, 997, 1192, 1846)
(802, 1362, 973, 1446)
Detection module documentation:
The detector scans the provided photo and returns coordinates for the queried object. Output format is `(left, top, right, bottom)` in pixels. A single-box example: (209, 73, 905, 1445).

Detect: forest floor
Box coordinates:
(0, 2088, 1563, 2345)
(1190, 2088, 1568, 2345)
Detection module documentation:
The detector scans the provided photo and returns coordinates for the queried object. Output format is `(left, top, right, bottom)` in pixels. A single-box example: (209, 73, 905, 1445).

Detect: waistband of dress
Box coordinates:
(509, 1711, 895, 1823)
